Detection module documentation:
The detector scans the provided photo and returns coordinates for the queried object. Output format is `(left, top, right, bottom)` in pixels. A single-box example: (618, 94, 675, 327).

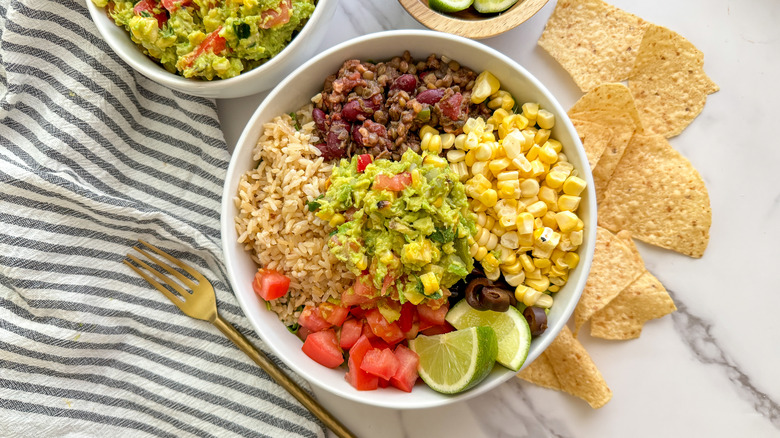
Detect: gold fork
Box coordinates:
(124, 240, 356, 438)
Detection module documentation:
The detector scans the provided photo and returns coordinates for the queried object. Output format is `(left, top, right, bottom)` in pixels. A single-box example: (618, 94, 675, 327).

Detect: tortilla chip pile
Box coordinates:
(518, 0, 716, 408)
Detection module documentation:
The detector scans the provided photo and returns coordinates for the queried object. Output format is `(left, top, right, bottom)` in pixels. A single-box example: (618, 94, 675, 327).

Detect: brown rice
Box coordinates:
(234, 113, 355, 326)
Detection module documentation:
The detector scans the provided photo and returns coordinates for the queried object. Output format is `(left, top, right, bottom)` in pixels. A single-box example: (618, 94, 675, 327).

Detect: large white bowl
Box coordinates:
(86, 0, 337, 98)
(221, 30, 597, 409)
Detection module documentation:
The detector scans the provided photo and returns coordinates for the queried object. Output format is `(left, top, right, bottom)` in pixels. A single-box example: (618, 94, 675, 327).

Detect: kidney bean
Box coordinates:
(390, 74, 417, 93)
(439, 92, 463, 120)
(416, 88, 445, 105)
(319, 119, 349, 160)
(341, 100, 364, 122)
(351, 123, 363, 146)
(312, 107, 328, 132)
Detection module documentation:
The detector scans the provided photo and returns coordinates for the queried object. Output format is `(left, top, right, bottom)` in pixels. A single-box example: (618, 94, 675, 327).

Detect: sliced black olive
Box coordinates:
(480, 286, 511, 312)
(465, 278, 491, 310)
(523, 306, 548, 336)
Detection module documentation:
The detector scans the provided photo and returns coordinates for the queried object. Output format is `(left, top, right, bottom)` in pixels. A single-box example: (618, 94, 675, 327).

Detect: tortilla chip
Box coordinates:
(590, 271, 676, 340)
(517, 352, 561, 391)
(574, 226, 645, 334)
(568, 83, 644, 133)
(628, 24, 719, 137)
(538, 0, 648, 92)
(598, 134, 712, 257)
(571, 119, 610, 169)
(615, 230, 642, 262)
(543, 326, 612, 408)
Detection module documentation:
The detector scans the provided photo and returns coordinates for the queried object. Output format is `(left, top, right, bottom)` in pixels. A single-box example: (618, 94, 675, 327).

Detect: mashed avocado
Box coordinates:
(98, 0, 315, 80)
(315, 150, 476, 307)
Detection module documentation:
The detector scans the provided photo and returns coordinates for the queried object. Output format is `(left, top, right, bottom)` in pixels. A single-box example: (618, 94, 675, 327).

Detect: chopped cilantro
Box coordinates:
(429, 226, 456, 244)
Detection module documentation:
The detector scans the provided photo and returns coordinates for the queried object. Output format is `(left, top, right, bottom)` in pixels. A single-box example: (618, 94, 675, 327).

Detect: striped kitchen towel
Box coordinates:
(0, 1, 325, 437)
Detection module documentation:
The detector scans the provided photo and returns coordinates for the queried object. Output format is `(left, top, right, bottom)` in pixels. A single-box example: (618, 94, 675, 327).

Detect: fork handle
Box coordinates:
(212, 315, 357, 438)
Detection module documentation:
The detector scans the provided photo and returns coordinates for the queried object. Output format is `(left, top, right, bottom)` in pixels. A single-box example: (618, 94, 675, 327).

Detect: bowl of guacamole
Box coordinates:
(87, 0, 337, 98)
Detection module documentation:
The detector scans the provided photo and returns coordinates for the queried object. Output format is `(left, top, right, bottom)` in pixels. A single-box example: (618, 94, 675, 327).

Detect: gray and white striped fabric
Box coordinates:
(0, 1, 325, 436)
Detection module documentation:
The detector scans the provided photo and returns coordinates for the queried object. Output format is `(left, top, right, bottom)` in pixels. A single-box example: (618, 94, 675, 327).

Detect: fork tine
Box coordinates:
(138, 239, 206, 283)
(126, 253, 191, 300)
(123, 258, 186, 310)
(133, 245, 197, 290)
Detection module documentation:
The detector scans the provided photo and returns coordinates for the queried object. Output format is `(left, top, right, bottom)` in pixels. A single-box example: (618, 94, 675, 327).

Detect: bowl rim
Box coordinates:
(398, 0, 550, 39)
(221, 29, 597, 409)
(85, 0, 334, 96)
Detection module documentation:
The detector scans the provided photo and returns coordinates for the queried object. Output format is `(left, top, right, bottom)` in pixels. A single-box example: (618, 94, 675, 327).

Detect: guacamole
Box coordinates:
(314, 150, 476, 307)
(95, 0, 315, 80)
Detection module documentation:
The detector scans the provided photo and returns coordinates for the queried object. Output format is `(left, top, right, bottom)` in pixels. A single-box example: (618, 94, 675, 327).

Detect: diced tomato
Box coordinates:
(362, 322, 378, 342)
(298, 306, 331, 333)
(417, 300, 449, 327)
(354, 275, 377, 298)
(420, 322, 455, 336)
(439, 92, 463, 120)
(259, 0, 291, 29)
(133, 0, 168, 28)
(398, 302, 416, 333)
(252, 268, 290, 301)
(345, 335, 379, 391)
(373, 172, 412, 192)
(318, 302, 349, 327)
(378, 377, 390, 388)
(360, 348, 401, 381)
(301, 329, 344, 368)
(404, 320, 420, 340)
(341, 288, 374, 308)
(179, 26, 227, 68)
(390, 344, 420, 393)
(365, 308, 405, 345)
(356, 154, 373, 173)
(349, 305, 367, 319)
(381, 274, 395, 296)
(160, 0, 192, 12)
(339, 318, 363, 350)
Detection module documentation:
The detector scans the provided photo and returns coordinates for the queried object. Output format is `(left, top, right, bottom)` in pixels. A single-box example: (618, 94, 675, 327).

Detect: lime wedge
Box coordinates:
(428, 0, 474, 13)
(445, 299, 531, 371)
(473, 0, 518, 14)
(409, 326, 497, 394)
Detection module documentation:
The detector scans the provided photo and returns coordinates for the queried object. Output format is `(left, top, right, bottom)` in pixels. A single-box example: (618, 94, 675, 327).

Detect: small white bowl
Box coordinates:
(86, 0, 337, 98)
(221, 30, 596, 409)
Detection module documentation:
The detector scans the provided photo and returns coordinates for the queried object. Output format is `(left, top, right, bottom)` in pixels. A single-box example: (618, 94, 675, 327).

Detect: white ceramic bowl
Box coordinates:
(86, 0, 337, 98)
(221, 30, 597, 409)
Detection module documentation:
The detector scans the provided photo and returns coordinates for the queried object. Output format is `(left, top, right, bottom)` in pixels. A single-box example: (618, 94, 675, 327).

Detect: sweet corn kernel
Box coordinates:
(502, 130, 525, 159)
(519, 254, 535, 272)
(526, 276, 550, 292)
(503, 271, 525, 287)
(522, 102, 539, 121)
(475, 227, 490, 247)
(546, 139, 562, 153)
(423, 154, 447, 168)
(538, 142, 558, 164)
(562, 176, 587, 196)
(489, 108, 510, 126)
(489, 158, 511, 175)
(472, 71, 501, 104)
(563, 252, 580, 269)
(497, 180, 519, 198)
(545, 170, 567, 189)
(420, 125, 438, 138)
(570, 230, 584, 246)
(526, 144, 541, 161)
(542, 211, 558, 230)
(465, 148, 477, 167)
(471, 161, 490, 178)
(484, 265, 501, 281)
(547, 285, 561, 293)
(516, 212, 535, 234)
(558, 195, 581, 212)
(465, 132, 479, 150)
(557, 152, 568, 162)
(440, 133, 455, 149)
(454, 133, 468, 150)
(488, 90, 514, 111)
(486, 233, 499, 250)
(454, 161, 469, 181)
(419, 272, 440, 295)
(536, 109, 555, 130)
(550, 274, 566, 286)
(534, 258, 552, 269)
(529, 160, 546, 177)
(475, 188, 498, 207)
(499, 214, 517, 229)
(497, 245, 516, 265)
(555, 211, 579, 233)
(329, 213, 345, 227)
(475, 143, 493, 161)
(482, 252, 500, 269)
(476, 211, 488, 227)
(534, 129, 551, 145)
(500, 231, 519, 249)
(484, 214, 496, 230)
(519, 178, 540, 197)
(447, 149, 466, 163)
(538, 186, 558, 206)
(511, 156, 533, 174)
(356, 255, 368, 271)
(526, 201, 548, 218)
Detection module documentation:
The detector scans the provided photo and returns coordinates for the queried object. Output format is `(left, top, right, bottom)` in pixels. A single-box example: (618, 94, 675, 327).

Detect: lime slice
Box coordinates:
(473, 0, 518, 14)
(428, 0, 474, 13)
(445, 299, 531, 371)
(409, 326, 497, 394)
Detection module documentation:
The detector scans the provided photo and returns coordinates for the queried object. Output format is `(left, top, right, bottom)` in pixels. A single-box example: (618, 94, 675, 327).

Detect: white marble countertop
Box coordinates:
(217, 1, 780, 436)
